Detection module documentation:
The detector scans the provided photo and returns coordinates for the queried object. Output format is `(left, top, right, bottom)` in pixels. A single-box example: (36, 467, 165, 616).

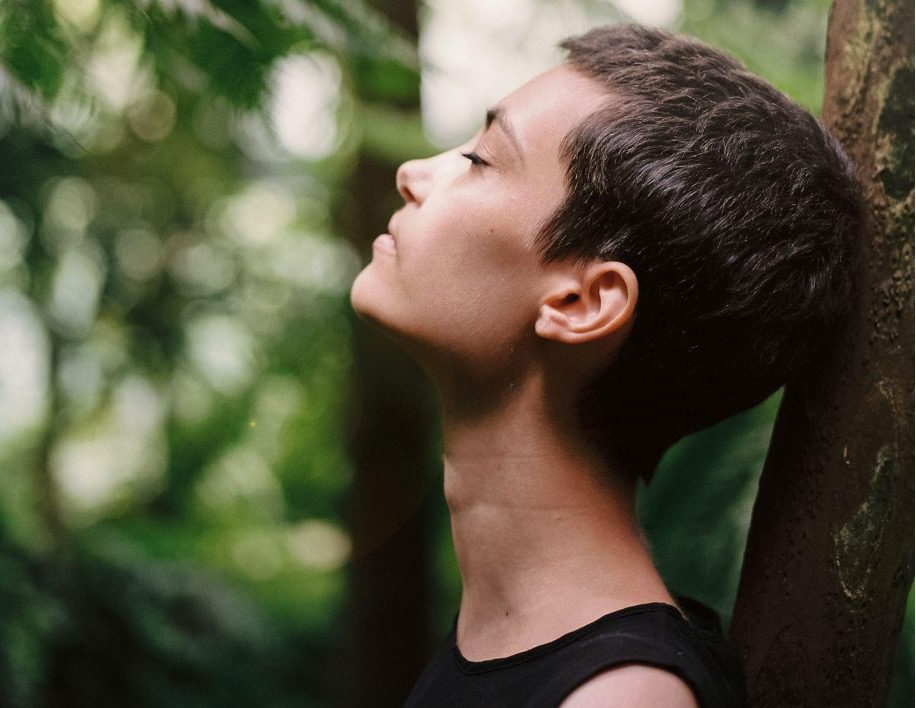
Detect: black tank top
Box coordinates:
(403, 597, 746, 707)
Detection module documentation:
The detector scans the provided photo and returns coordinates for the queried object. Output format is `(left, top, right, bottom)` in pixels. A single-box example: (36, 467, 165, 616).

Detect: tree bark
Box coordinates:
(730, 1, 914, 706)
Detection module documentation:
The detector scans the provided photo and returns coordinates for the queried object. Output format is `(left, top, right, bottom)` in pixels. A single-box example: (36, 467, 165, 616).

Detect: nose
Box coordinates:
(396, 157, 432, 205)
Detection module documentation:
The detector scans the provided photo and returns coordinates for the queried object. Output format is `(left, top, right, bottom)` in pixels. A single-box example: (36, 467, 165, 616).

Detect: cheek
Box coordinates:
(354, 190, 544, 356)
(411, 203, 529, 277)
(409, 199, 540, 304)
(406, 243, 539, 349)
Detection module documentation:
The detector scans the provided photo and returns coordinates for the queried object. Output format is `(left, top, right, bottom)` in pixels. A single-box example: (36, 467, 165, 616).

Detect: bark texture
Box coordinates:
(730, 1, 914, 706)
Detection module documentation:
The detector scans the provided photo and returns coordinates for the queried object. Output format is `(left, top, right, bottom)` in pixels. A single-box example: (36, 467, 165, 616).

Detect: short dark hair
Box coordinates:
(537, 25, 864, 481)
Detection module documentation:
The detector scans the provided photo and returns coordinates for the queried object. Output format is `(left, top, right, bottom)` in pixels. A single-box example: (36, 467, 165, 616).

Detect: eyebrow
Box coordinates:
(485, 107, 524, 165)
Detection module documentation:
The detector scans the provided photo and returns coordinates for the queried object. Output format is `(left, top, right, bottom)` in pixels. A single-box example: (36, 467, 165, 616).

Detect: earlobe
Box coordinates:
(535, 261, 637, 345)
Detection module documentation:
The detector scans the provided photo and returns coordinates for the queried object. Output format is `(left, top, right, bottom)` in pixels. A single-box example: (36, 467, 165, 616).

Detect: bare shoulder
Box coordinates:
(558, 664, 700, 708)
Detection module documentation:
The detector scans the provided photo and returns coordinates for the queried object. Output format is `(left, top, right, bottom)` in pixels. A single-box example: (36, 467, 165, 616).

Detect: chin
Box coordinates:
(350, 268, 380, 319)
(350, 270, 438, 363)
(349, 266, 366, 305)
(350, 267, 402, 333)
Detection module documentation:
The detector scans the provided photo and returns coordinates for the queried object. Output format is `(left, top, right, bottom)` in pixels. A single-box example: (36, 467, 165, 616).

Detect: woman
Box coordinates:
(350, 24, 861, 707)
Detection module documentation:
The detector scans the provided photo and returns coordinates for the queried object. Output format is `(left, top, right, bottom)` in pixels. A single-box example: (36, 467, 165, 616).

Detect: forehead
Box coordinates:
(497, 65, 610, 162)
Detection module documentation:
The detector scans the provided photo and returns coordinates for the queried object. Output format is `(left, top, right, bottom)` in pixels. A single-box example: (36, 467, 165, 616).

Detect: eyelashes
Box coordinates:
(461, 151, 488, 167)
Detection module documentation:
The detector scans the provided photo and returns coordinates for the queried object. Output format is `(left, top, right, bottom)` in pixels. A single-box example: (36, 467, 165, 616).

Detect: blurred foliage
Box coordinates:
(0, 0, 910, 706)
(0, 534, 329, 707)
(680, 0, 832, 114)
(0, 1, 416, 705)
(639, 390, 785, 621)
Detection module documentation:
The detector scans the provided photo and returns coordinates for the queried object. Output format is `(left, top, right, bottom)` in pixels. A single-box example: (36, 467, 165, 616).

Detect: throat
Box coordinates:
(445, 456, 674, 662)
(439, 367, 673, 663)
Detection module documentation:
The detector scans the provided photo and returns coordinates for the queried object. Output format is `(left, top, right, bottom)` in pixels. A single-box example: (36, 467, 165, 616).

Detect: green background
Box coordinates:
(0, 0, 910, 706)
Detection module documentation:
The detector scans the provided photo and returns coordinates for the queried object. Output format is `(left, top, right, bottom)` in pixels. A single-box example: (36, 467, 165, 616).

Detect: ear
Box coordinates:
(534, 261, 637, 345)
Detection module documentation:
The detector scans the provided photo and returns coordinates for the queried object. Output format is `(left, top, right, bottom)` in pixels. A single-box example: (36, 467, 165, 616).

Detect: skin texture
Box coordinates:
(560, 665, 698, 707)
(351, 65, 697, 707)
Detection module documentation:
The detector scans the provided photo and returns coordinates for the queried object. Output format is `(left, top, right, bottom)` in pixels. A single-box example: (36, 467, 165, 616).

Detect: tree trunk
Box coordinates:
(336, 1, 438, 706)
(730, 1, 914, 706)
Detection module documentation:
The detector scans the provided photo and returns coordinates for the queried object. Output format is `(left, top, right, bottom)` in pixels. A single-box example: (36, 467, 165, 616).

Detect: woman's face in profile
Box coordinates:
(350, 65, 608, 374)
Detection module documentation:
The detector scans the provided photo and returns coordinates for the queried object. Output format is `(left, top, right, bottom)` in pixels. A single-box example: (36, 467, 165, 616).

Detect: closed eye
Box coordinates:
(461, 151, 488, 167)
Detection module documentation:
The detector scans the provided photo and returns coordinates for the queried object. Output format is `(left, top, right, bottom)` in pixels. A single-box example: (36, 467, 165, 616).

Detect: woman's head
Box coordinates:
(350, 63, 630, 394)
(351, 24, 863, 480)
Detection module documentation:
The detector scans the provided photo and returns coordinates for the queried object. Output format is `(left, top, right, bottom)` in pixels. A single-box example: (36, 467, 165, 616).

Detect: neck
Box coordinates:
(438, 370, 675, 660)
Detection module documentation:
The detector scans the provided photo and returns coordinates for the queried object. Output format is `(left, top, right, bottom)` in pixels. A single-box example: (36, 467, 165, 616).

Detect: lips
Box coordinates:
(372, 233, 397, 255)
